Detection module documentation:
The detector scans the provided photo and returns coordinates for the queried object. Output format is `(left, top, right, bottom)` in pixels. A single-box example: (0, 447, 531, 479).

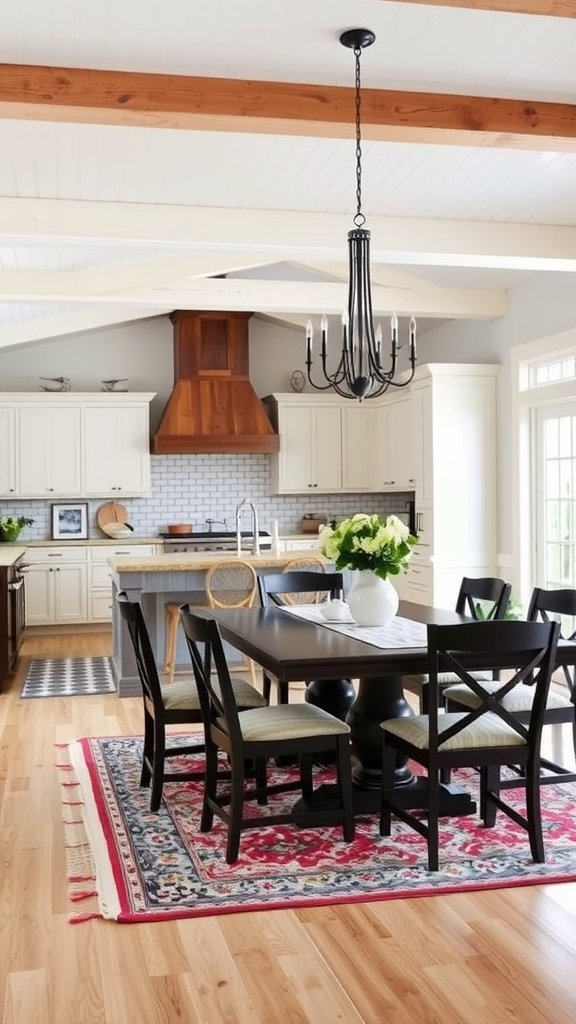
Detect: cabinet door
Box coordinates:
(341, 406, 377, 491)
(0, 407, 16, 495)
(53, 564, 88, 622)
(18, 406, 82, 496)
(386, 396, 416, 489)
(374, 397, 415, 490)
(83, 405, 150, 496)
(312, 407, 342, 491)
(277, 406, 313, 491)
(24, 566, 54, 625)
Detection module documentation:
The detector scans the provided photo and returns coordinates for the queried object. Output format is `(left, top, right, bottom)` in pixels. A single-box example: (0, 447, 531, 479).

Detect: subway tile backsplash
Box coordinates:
(3, 454, 414, 541)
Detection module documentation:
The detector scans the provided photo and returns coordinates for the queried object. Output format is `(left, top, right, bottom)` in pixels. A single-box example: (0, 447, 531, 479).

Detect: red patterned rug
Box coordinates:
(58, 735, 576, 923)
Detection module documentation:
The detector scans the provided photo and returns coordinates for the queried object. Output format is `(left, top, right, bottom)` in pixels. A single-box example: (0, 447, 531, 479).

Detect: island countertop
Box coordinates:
(108, 551, 328, 573)
(0, 545, 27, 567)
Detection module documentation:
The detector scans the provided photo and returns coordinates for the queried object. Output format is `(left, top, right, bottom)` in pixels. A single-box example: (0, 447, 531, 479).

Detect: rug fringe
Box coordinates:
(56, 742, 103, 924)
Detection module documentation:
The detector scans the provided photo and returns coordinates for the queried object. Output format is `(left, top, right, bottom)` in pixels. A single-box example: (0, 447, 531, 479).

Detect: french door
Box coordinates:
(535, 403, 576, 591)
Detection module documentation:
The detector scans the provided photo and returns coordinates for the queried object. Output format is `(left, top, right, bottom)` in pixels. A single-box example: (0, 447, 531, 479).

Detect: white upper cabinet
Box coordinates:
(0, 407, 16, 496)
(374, 395, 415, 491)
(265, 397, 342, 494)
(0, 394, 154, 499)
(82, 404, 151, 496)
(342, 405, 377, 491)
(17, 404, 82, 496)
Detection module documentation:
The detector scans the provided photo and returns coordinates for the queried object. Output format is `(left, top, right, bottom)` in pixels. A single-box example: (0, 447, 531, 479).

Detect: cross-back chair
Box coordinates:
(118, 592, 266, 811)
(257, 569, 351, 708)
(180, 606, 355, 863)
(444, 586, 576, 788)
(380, 618, 560, 871)
(402, 576, 512, 713)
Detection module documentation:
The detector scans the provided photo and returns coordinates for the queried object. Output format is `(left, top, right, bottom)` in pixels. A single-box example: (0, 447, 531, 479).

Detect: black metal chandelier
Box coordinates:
(305, 28, 417, 401)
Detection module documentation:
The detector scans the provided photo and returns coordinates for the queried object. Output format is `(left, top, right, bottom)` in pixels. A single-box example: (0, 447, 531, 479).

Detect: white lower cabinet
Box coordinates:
(89, 545, 157, 621)
(25, 548, 88, 626)
(24, 543, 158, 625)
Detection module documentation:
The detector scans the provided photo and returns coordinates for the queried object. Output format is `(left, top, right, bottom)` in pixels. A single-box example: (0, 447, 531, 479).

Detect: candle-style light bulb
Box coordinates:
(320, 315, 328, 359)
(375, 323, 382, 365)
(391, 313, 399, 355)
(409, 316, 417, 361)
(306, 320, 313, 362)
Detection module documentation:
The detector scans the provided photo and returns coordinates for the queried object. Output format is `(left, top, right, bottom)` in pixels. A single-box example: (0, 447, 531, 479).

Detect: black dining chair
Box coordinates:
(380, 618, 560, 871)
(180, 606, 355, 863)
(401, 576, 512, 713)
(257, 569, 352, 712)
(444, 586, 576, 788)
(118, 592, 266, 811)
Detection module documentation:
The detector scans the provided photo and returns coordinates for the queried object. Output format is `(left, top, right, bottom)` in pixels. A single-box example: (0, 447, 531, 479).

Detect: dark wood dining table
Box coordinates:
(210, 599, 473, 816)
(210, 598, 576, 819)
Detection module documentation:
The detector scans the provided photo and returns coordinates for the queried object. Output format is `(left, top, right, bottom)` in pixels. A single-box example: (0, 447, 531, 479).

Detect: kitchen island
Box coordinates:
(108, 551, 328, 696)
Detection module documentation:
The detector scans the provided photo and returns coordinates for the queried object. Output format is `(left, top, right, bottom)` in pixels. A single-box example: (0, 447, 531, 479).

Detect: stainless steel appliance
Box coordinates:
(159, 530, 272, 554)
(0, 556, 26, 690)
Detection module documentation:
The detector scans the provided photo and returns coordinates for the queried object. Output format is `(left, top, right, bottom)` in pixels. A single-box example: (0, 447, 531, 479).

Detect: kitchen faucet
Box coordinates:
(235, 498, 260, 556)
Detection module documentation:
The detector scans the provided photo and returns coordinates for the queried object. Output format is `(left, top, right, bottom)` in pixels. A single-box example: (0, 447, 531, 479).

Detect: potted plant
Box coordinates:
(0, 516, 34, 542)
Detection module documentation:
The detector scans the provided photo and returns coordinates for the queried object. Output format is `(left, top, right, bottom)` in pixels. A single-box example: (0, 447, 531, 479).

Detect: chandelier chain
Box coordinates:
(354, 45, 365, 229)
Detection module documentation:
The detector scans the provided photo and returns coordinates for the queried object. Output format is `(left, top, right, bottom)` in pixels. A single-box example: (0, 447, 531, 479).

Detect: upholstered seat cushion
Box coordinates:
(381, 712, 526, 750)
(216, 702, 351, 742)
(403, 669, 494, 689)
(443, 680, 573, 713)
(161, 676, 266, 711)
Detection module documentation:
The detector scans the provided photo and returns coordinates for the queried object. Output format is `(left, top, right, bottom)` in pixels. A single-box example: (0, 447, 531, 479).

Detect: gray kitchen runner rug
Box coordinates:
(21, 657, 116, 698)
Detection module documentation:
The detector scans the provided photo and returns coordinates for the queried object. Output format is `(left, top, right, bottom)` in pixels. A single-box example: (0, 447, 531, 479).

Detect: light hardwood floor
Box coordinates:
(1, 632, 576, 1024)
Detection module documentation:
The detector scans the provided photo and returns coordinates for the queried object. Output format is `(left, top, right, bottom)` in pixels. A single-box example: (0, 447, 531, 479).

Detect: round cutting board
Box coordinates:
(96, 501, 129, 531)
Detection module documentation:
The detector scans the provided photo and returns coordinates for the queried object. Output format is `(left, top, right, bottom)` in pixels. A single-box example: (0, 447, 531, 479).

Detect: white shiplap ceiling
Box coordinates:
(1, 0, 576, 348)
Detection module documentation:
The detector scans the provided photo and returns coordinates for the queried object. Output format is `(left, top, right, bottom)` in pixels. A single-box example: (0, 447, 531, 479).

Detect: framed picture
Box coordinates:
(51, 502, 89, 541)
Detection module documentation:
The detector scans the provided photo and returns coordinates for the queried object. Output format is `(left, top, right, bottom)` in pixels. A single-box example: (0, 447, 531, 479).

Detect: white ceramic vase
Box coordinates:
(347, 571, 399, 627)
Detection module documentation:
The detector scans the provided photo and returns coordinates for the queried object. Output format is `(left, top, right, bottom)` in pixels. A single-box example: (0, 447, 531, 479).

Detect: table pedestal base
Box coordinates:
(293, 670, 477, 822)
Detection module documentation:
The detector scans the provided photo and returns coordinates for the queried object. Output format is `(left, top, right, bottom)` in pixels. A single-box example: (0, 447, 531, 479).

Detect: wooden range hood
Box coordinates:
(152, 311, 279, 455)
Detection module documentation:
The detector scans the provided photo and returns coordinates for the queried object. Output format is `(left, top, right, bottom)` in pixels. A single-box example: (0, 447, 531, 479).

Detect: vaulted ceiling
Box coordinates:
(2, 0, 576, 350)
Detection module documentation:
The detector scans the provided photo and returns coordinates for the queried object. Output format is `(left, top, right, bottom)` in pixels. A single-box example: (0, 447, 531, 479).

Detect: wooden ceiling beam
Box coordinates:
(388, 1, 576, 18)
(2, 63, 576, 151)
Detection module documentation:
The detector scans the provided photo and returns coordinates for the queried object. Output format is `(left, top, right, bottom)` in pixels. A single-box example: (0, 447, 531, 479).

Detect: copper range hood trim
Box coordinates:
(152, 310, 279, 455)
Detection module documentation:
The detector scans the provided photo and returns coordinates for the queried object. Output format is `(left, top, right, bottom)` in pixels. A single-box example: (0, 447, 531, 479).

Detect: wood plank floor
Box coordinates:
(1, 632, 576, 1024)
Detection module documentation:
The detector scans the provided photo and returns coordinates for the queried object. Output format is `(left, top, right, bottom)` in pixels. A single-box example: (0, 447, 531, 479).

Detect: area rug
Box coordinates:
(22, 657, 115, 698)
(57, 735, 576, 924)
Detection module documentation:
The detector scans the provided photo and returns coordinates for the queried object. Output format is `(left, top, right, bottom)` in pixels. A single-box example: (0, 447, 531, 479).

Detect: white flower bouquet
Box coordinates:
(319, 513, 418, 580)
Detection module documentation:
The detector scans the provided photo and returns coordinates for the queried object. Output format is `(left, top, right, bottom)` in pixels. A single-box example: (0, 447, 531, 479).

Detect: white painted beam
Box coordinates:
(0, 273, 506, 319)
(1, 198, 576, 272)
(0, 306, 166, 350)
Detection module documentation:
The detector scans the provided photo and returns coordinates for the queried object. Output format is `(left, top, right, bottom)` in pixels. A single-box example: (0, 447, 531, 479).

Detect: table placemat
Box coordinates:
(281, 604, 428, 650)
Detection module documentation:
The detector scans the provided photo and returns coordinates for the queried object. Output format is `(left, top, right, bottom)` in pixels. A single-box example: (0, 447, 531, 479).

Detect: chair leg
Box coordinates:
(299, 753, 313, 801)
(262, 673, 272, 704)
(140, 711, 154, 787)
(336, 737, 355, 842)
(526, 755, 545, 863)
(226, 758, 246, 863)
(164, 607, 178, 683)
(255, 757, 268, 803)
(427, 770, 440, 872)
(379, 741, 395, 837)
(200, 742, 218, 832)
(481, 765, 499, 827)
(150, 720, 166, 812)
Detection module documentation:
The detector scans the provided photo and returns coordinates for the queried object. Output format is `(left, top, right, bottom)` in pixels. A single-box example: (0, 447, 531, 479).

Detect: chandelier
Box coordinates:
(305, 28, 417, 401)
